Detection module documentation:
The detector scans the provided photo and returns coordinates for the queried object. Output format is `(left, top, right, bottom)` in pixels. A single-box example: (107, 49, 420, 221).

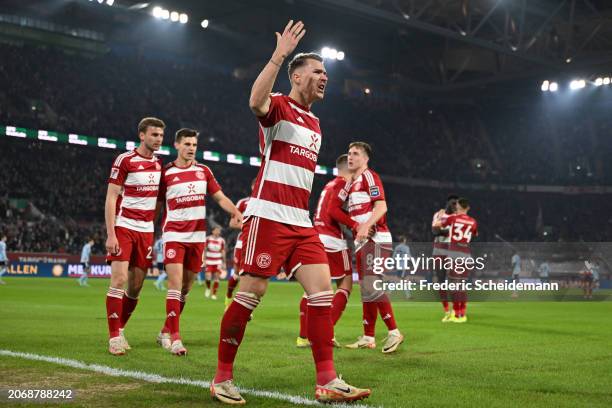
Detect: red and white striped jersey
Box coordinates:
(234, 196, 250, 250)
(108, 150, 162, 233)
(432, 209, 452, 255)
(159, 161, 221, 243)
(314, 176, 351, 251)
(441, 213, 478, 254)
(244, 94, 322, 227)
(205, 235, 225, 266)
(347, 168, 392, 243)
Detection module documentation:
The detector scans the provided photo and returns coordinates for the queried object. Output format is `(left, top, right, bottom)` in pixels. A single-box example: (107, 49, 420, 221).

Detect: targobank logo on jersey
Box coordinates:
(290, 145, 318, 162)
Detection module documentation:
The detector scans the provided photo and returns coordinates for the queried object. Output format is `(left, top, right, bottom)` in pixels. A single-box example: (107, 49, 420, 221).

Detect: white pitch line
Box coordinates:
(0, 349, 378, 408)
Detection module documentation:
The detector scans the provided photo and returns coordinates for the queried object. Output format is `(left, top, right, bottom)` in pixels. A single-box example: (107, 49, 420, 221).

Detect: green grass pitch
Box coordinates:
(1, 277, 611, 407)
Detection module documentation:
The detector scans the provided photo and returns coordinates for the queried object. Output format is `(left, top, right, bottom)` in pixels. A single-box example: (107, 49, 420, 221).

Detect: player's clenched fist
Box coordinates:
(274, 20, 306, 59)
(105, 236, 119, 255)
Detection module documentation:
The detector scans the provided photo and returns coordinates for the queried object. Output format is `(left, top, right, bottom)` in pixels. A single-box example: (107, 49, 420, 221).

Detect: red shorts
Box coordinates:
(447, 251, 474, 280)
(326, 249, 351, 279)
(206, 264, 222, 273)
(233, 246, 242, 272)
(106, 226, 154, 270)
(239, 216, 327, 278)
(164, 241, 205, 273)
(355, 240, 392, 279)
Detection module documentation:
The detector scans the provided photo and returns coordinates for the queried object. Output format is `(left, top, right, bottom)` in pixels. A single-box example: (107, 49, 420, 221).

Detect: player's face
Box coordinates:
(294, 59, 328, 102)
(347, 147, 368, 171)
(213, 227, 221, 236)
(446, 199, 457, 213)
(175, 136, 198, 162)
(140, 126, 164, 152)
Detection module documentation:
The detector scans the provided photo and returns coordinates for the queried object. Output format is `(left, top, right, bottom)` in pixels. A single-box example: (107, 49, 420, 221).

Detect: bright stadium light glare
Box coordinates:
(106, 0, 114, 5)
(569, 79, 585, 90)
(201, 19, 209, 28)
(170, 11, 179, 22)
(97, 0, 104, 3)
(161, 9, 169, 19)
(152, 6, 162, 18)
(549, 82, 558, 92)
(328, 48, 338, 59)
(541, 80, 549, 92)
(604, 77, 611, 85)
(364, 88, 371, 94)
(336, 51, 345, 60)
(321, 47, 331, 58)
(595, 77, 603, 86)
(179, 13, 188, 24)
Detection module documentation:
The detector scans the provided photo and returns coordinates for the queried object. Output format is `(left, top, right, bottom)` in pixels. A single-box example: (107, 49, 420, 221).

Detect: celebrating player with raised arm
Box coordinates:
(105, 117, 164, 355)
(297, 154, 356, 348)
(156, 128, 242, 355)
(210, 20, 370, 404)
(345, 141, 404, 354)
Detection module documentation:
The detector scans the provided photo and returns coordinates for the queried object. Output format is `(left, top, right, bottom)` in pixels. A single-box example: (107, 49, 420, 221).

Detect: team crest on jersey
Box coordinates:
(256, 253, 272, 269)
(195, 171, 205, 180)
(110, 168, 119, 179)
(369, 186, 380, 197)
(166, 249, 176, 259)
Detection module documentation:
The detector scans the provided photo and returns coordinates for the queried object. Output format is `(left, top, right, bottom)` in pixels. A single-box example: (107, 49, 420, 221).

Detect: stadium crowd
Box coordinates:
(1, 43, 610, 186)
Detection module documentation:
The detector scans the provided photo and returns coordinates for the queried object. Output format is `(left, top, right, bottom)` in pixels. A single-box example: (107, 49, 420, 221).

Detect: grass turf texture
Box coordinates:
(1, 278, 611, 407)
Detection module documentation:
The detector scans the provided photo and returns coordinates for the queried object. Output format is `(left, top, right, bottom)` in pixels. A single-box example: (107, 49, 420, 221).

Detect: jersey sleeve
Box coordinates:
(257, 94, 285, 128)
(441, 214, 454, 228)
(204, 166, 222, 195)
(108, 156, 128, 186)
(367, 171, 386, 202)
(329, 181, 358, 229)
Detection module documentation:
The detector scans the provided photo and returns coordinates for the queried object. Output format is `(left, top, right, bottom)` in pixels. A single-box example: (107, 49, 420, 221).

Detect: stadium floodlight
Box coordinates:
(97, 0, 104, 3)
(106, 0, 114, 5)
(549, 82, 558, 92)
(161, 9, 170, 19)
(604, 77, 611, 85)
(179, 13, 188, 24)
(201, 19, 209, 28)
(364, 88, 371, 94)
(321, 47, 331, 58)
(595, 77, 603, 86)
(336, 51, 345, 61)
(569, 79, 585, 90)
(170, 11, 179, 22)
(541, 80, 550, 92)
(152, 6, 163, 18)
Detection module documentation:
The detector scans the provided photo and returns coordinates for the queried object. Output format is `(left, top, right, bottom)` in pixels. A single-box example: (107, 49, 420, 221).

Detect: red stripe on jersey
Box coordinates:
(123, 185, 160, 198)
(236, 197, 250, 213)
(259, 180, 310, 210)
(164, 219, 207, 233)
(269, 140, 318, 172)
(120, 207, 156, 222)
(167, 195, 206, 211)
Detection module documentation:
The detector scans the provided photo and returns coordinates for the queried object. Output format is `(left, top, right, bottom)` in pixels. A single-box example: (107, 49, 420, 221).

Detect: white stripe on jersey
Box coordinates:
(288, 102, 319, 119)
(265, 160, 314, 191)
(246, 198, 311, 227)
(121, 196, 158, 211)
(319, 234, 348, 252)
(163, 231, 206, 243)
(116, 216, 153, 233)
(124, 171, 161, 186)
(263, 120, 321, 151)
(114, 151, 133, 167)
(363, 170, 376, 186)
(165, 206, 206, 222)
(349, 191, 370, 205)
(351, 213, 370, 224)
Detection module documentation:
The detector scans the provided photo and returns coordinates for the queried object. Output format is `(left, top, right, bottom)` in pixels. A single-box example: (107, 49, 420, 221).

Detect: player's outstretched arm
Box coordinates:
(249, 20, 306, 117)
(104, 184, 122, 254)
(212, 191, 243, 229)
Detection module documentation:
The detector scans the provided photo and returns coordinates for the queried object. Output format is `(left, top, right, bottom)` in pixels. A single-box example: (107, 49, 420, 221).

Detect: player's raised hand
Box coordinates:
(274, 20, 306, 59)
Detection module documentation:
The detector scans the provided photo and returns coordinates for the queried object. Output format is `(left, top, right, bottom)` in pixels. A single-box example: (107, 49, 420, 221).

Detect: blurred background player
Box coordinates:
(345, 141, 404, 354)
(225, 180, 254, 309)
(0, 235, 8, 284)
(153, 234, 167, 291)
(432, 195, 458, 321)
(581, 260, 597, 299)
(511, 251, 521, 298)
(434, 197, 478, 323)
(78, 238, 94, 287)
(104, 117, 164, 356)
(298, 154, 356, 348)
(156, 128, 241, 355)
(211, 20, 370, 404)
(392, 235, 412, 299)
(538, 261, 550, 284)
(205, 226, 227, 300)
